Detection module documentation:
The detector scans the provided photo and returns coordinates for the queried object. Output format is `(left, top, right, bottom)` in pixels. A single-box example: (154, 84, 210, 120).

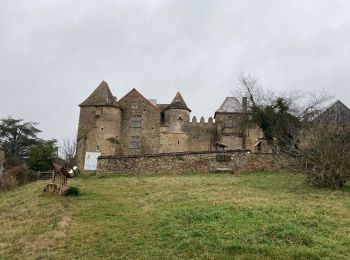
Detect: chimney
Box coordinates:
(242, 97, 248, 149)
(242, 97, 248, 113)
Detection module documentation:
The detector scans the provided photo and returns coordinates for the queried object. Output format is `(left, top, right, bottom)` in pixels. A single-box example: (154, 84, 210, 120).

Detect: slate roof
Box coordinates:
(165, 92, 191, 112)
(79, 81, 118, 107)
(313, 100, 350, 124)
(157, 104, 170, 111)
(215, 97, 243, 114)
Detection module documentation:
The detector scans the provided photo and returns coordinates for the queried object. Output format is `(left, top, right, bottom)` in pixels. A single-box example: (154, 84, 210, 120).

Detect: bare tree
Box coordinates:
(60, 136, 77, 168)
(234, 72, 333, 119)
(233, 72, 349, 188)
(297, 124, 350, 187)
(233, 72, 275, 107)
(297, 90, 334, 121)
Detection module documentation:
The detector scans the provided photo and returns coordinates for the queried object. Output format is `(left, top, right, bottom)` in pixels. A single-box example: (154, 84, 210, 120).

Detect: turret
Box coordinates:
(76, 81, 122, 171)
(214, 96, 247, 149)
(163, 92, 191, 132)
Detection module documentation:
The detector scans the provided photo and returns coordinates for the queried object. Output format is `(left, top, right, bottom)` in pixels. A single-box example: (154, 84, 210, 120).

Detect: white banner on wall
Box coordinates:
(84, 152, 101, 170)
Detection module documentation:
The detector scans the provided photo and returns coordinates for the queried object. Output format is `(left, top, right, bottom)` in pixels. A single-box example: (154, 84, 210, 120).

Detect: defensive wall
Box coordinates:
(159, 116, 217, 153)
(97, 150, 292, 175)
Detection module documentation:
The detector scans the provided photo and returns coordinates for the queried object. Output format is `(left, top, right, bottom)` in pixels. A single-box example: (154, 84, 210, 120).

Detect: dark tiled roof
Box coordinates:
(157, 104, 170, 111)
(216, 97, 243, 113)
(79, 81, 118, 107)
(165, 92, 191, 112)
(313, 100, 350, 124)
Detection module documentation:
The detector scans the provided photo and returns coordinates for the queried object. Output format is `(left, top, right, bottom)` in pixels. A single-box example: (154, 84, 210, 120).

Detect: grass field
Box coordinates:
(1, 171, 350, 259)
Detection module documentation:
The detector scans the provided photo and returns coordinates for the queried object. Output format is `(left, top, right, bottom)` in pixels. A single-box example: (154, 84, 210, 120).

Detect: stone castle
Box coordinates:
(77, 81, 262, 170)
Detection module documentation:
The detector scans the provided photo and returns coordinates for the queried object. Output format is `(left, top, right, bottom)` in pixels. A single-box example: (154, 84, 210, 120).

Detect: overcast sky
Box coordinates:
(1, 0, 350, 144)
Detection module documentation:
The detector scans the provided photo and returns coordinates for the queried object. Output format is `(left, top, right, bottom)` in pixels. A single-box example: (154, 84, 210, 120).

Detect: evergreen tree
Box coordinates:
(0, 117, 42, 157)
(27, 144, 55, 171)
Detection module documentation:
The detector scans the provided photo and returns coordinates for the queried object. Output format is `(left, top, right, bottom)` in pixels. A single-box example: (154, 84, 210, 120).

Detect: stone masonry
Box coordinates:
(77, 81, 263, 171)
(97, 150, 291, 175)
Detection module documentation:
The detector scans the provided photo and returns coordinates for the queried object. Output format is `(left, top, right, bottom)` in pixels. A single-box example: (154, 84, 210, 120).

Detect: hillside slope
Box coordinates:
(1, 172, 349, 259)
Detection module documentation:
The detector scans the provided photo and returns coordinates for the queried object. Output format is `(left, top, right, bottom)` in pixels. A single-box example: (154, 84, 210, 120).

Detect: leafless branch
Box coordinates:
(60, 135, 77, 168)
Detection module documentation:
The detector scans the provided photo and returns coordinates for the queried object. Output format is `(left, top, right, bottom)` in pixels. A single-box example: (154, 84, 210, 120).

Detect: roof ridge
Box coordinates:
(79, 81, 118, 107)
(165, 91, 191, 112)
(116, 88, 159, 111)
(313, 99, 350, 124)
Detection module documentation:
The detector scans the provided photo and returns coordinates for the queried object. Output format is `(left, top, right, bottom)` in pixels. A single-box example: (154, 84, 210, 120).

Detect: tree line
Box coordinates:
(0, 117, 76, 172)
(236, 72, 350, 188)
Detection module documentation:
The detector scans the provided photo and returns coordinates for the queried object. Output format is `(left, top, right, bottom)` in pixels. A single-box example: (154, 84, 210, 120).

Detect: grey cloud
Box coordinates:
(1, 0, 350, 144)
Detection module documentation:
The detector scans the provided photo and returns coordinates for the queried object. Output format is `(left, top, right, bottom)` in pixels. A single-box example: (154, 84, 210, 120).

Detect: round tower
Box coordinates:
(77, 81, 122, 171)
(164, 92, 191, 132)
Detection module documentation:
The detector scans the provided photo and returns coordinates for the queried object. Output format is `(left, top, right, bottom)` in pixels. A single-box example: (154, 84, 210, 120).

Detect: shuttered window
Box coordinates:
(130, 115, 142, 128)
(129, 136, 141, 149)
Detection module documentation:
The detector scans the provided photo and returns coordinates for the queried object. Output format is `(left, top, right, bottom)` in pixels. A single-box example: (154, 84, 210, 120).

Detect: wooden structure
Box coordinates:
(44, 159, 76, 195)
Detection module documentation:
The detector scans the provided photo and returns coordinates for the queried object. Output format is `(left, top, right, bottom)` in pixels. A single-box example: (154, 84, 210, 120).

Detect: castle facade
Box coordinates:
(77, 81, 262, 170)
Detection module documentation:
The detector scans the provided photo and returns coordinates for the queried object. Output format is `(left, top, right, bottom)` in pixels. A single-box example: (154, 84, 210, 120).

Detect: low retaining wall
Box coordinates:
(97, 150, 292, 175)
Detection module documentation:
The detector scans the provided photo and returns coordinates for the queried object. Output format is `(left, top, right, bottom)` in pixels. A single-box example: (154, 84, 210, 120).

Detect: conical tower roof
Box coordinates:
(166, 92, 191, 112)
(79, 81, 117, 107)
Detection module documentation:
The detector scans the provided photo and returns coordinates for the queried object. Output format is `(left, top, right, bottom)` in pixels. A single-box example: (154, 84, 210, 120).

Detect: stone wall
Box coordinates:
(76, 105, 122, 170)
(97, 150, 292, 175)
(188, 120, 217, 151)
(118, 89, 161, 155)
(163, 108, 190, 132)
(159, 116, 217, 153)
(159, 132, 190, 153)
(77, 83, 266, 171)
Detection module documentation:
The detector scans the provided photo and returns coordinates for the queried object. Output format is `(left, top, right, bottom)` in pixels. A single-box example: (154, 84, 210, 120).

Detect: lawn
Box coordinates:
(0, 172, 349, 259)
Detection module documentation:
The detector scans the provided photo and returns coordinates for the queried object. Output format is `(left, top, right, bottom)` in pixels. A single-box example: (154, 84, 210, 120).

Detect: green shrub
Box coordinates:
(64, 186, 80, 196)
(27, 144, 55, 171)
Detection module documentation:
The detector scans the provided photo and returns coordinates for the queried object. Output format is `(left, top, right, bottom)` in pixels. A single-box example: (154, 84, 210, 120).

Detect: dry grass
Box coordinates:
(0, 166, 37, 192)
(0, 173, 18, 192)
(0, 171, 349, 259)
